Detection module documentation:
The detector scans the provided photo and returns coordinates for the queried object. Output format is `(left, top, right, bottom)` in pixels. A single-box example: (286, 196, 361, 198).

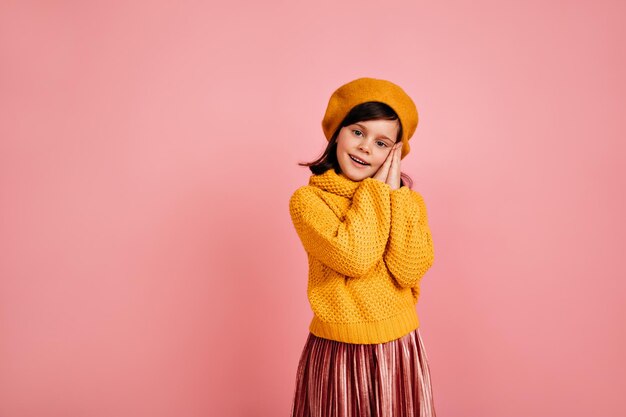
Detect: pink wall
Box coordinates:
(1, 1, 624, 416)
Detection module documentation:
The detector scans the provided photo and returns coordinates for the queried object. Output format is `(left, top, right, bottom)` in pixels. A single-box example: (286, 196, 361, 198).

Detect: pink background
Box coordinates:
(1, 1, 624, 416)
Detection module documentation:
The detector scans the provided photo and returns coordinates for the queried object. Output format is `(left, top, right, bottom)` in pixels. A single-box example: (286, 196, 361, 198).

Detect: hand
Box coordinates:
(386, 142, 402, 190)
(372, 142, 400, 184)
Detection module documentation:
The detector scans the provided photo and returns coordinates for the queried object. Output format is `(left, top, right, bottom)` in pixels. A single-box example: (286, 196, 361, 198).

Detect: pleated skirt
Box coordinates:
(290, 328, 436, 417)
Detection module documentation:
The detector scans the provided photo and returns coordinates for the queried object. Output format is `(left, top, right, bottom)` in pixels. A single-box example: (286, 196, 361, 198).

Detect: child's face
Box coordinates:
(335, 118, 400, 181)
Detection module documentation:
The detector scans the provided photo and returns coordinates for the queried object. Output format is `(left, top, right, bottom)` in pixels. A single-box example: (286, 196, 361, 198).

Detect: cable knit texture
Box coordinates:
(289, 168, 435, 344)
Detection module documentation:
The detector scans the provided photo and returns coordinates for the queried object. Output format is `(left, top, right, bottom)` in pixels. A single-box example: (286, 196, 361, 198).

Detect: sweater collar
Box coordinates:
(309, 168, 360, 198)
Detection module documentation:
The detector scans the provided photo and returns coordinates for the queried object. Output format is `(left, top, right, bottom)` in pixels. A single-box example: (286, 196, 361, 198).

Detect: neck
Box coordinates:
(309, 168, 362, 198)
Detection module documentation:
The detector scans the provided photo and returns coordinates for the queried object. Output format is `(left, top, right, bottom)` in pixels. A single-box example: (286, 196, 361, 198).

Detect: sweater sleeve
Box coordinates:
(383, 186, 435, 288)
(289, 178, 391, 278)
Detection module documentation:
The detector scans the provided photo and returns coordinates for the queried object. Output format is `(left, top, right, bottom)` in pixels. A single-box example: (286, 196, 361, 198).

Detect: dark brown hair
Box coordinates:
(299, 101, 413, 188)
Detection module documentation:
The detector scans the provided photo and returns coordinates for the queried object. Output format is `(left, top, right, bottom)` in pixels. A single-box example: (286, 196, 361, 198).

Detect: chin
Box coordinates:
(342, 171, 363, 182)
(339, 159, 371, 181)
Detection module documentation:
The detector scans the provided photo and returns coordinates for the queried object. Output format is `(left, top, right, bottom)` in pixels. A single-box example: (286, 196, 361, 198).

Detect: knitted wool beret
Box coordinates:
(321, 77, 419, 159)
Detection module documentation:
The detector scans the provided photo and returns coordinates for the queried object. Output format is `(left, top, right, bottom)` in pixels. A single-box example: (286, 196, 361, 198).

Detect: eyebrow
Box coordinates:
(354, 123, 393, 142)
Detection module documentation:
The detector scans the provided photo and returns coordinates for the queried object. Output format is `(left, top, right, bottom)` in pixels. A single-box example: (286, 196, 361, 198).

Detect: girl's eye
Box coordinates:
(351, 129, 387, 147)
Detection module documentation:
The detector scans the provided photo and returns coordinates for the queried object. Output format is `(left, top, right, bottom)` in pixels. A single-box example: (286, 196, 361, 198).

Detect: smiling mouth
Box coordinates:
(349, 154, 370, 165)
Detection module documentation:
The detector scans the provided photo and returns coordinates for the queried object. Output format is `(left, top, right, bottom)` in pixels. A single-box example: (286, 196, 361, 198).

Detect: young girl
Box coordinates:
(288, 77, 436, 417)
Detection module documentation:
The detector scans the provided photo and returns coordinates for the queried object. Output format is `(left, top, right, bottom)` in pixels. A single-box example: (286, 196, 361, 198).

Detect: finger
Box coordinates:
(373, 145, 396, 181)
(386, 144, 399, 166)
(381, 145, 395, 168)
(394, 144, 402, 169)
(394, 147, 401, 173)
(387, 143, 402, 188)
(390, 143, 400, 164)
(386, 145, 399, 182)
(379, 146, 397, 179)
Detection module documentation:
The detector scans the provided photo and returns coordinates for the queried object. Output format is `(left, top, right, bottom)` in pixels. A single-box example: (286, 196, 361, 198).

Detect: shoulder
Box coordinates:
(289, 185, 323, 210)
(391, 186, 430, 212)
(289, 184, 314, 201)
(391, 185, 424, 201)
(407, 188, 430, 218)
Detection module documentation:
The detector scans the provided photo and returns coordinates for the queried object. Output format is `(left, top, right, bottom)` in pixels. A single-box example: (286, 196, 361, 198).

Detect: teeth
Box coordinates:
(350, 155, 368, 165)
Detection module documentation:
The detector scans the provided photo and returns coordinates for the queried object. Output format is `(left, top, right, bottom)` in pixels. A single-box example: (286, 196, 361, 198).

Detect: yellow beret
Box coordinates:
(321, 77, 419, 159)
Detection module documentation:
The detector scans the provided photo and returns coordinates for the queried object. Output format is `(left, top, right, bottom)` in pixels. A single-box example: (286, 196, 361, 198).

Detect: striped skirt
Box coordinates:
(290, 328, 436, 417)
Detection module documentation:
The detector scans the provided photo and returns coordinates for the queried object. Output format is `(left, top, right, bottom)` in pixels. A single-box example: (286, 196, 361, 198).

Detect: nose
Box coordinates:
(358, 141, 371, 153)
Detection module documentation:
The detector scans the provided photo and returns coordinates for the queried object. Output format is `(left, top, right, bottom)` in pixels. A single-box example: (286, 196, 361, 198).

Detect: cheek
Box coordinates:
(336, 135, 349, 151)
(371, 150, 391, 166)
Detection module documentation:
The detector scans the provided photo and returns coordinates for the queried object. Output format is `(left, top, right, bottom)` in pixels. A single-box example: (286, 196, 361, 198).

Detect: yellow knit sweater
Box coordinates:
(289, 168, 435, 344)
